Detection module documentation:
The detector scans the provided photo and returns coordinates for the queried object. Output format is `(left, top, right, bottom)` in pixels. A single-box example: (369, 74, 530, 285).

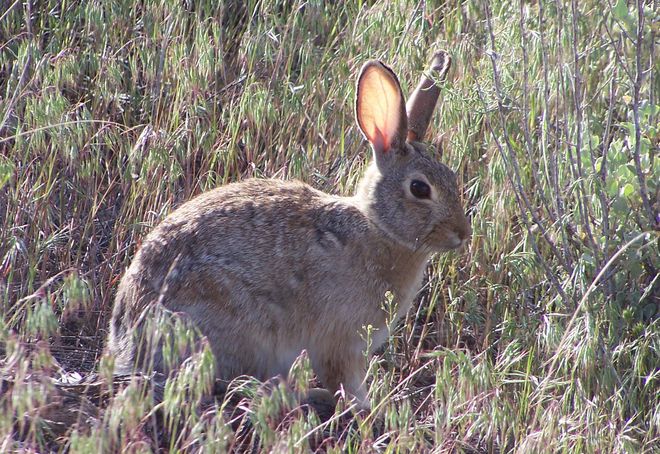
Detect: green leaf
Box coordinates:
(622, 183, 635, 197)
(595, 156, 603, 173)
(628, 259, 643, 280)
(608, 139, 625, 165)
(607, 177, 619, 197)
(581, 253, 595, 266)
(0, 158, 14, 190)
(612, 194, 628, 213)
(622, 121, 635, 138)
(612, 0, 629, 23)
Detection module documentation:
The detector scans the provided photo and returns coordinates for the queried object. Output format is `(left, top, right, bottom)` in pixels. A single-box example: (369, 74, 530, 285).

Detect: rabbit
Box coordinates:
(106, 50, 471, 410)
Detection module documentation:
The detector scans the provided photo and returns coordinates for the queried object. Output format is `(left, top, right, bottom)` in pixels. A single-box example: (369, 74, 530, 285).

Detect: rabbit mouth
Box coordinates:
(419, 227, 465, 252)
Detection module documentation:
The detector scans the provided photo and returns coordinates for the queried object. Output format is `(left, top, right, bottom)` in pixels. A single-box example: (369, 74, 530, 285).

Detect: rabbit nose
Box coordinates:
(455, 214, 471, 242)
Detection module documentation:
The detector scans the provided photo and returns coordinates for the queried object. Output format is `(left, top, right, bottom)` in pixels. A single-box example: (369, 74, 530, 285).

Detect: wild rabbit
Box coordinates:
(107, 51, 470, 410)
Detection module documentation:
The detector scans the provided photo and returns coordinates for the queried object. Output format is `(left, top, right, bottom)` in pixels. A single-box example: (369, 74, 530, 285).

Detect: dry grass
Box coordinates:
(0, 0, 658, 452)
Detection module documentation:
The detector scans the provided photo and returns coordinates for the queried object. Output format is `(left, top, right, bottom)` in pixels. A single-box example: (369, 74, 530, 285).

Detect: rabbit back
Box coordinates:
(108, 178, 428, 384)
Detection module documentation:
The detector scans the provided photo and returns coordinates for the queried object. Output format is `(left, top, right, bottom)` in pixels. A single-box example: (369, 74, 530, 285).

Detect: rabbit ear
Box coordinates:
(406, 51, 451, 142)
(356, 61, 407, 163)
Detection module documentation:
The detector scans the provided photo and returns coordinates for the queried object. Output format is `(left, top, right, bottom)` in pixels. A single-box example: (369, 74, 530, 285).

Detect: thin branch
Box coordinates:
(552, 0, 578, 270)
(631, 0, 656, 228)
(482, 0, 571, 306)
(519, 0, 555, 224)
(599, 66, 618, 267)
(569, 0, 598, 251)
(537, 0, 559, 224)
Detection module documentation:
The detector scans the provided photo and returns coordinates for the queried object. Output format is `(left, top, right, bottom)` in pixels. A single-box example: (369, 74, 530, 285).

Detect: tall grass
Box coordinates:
(1, 0, 657, 452)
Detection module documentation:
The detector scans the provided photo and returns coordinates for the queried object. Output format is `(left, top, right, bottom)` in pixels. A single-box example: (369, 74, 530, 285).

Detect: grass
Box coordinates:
(1, 0, 658, 452)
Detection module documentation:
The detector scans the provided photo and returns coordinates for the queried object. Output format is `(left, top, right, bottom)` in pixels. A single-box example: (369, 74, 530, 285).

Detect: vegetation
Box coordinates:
(1, 0, 658, 452)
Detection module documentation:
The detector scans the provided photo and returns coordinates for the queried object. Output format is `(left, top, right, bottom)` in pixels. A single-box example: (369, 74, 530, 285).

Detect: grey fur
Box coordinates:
(107, 51, 470, 409)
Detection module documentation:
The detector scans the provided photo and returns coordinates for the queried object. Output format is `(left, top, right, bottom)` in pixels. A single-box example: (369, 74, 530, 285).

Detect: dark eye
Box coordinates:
(410, 180, 431, 199)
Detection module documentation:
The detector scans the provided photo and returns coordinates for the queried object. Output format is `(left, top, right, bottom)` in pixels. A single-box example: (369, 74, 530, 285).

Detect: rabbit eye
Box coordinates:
(410, 180, 431, 199)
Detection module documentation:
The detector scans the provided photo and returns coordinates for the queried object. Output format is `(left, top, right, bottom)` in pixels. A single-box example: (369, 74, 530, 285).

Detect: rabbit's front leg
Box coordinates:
(317, 350, 370, 411)
(344, 370, 370, 411)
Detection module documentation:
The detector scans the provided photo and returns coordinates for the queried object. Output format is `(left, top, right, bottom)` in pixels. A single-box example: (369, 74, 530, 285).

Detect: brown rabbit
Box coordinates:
(107, 51, 470, 410)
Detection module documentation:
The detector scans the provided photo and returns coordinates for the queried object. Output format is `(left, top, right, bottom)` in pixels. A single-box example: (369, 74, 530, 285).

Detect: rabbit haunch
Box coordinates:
(107, 51, 470, 409)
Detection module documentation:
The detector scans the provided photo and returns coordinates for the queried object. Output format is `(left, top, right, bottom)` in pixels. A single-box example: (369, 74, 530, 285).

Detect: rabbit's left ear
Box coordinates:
(356, 61, 407, 165)
(406, 51, 451, 142)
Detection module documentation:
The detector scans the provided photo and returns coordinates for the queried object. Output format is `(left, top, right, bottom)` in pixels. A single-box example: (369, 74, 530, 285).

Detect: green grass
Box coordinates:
(1, 0, 658, 452)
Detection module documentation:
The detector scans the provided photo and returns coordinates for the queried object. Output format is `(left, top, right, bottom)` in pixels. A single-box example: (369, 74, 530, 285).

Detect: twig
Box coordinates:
(569, 0, 598, 252)
(483, 0, 571, 305)
(599, 65, 618, 257)
(519, 0, 555, 224)
(0, 120, 131, 144)
(552, 0, 578, 269)
(631, 0, 656, 228)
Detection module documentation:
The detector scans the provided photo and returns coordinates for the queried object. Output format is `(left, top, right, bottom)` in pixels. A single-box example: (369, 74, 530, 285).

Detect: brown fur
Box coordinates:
(107, 51, 470, 409)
